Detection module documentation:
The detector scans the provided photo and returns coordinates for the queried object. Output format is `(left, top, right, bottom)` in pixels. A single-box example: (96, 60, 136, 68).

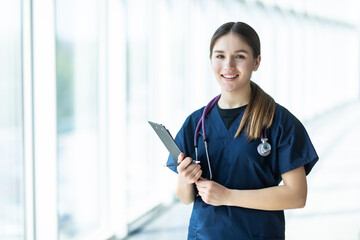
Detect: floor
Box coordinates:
(123, 101, 360, 240)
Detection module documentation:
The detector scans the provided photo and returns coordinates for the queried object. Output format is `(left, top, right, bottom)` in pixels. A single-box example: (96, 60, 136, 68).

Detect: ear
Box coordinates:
(253, 55, 261, 71)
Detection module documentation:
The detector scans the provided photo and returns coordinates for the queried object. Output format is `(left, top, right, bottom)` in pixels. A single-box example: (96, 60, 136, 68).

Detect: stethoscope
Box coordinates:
(194, 95, 271, 180)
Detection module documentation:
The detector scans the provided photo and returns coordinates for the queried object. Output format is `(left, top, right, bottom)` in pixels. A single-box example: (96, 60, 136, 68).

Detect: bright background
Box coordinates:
(0, 0, 359, 239)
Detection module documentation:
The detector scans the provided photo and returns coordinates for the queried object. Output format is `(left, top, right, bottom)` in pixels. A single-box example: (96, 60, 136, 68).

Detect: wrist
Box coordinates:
(224, 188, 233, 206)
(178, 174, 195, 185)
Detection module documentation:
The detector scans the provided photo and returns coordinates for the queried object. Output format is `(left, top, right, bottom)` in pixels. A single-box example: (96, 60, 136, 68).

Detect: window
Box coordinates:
(55, 0, 101, 238)
(0, 1, 24, 239)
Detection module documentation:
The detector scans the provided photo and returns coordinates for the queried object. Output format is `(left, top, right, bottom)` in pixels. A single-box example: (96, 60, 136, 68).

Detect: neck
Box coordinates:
(218, 83, 251, 109)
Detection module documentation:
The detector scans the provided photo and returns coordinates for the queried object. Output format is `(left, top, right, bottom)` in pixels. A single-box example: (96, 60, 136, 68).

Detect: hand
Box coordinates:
(195, 178, 230, 206)
(177, 153, 202, 184)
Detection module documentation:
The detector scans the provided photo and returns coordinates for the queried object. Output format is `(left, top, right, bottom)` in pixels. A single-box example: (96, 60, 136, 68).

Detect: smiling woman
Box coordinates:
(167, 22, 318, 240)
(211, 33, 259, 103)
(209, 22, 275, 141)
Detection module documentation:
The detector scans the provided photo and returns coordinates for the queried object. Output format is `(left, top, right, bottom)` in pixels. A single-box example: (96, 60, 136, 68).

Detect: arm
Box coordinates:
(195, 166, 307, 210)
(175, 153, 202, 204)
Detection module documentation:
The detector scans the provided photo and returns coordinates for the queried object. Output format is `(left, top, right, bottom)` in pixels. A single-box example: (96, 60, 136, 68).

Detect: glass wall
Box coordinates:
(125, 0, 152, 222)
(0, 0, 359, 239)
(55, 0, 101, 238)
(0, 1, 24, 239)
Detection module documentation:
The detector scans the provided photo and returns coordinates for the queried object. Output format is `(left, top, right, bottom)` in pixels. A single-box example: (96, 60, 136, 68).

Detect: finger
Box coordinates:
(197, 188, 207, 199)
(177, 153, 184, 163)
(196, 185, 203, 194)
(182, 157, 193, 166)
(184, 164, 201, 180)
(194, 169, 203, 181)
(189, 169, 202, 183)
(177, 157, 192, 172)
(188, 163, 201, 175)
(195, 179, 208, 187)
(196, 185, 207, 193)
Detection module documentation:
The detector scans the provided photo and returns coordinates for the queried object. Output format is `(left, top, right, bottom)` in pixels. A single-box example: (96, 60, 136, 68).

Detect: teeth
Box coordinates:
(222, 75, 237, 79)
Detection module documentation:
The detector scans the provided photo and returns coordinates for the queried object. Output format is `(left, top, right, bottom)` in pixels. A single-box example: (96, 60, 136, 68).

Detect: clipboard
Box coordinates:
(148, 121, 181, 161)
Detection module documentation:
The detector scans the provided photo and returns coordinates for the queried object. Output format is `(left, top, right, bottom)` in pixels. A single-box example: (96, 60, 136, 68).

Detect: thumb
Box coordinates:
(177, 152, 184, 163)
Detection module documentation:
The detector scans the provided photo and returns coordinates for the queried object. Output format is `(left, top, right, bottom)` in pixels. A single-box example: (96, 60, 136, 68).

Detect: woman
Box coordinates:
(167, 22, 318, 239)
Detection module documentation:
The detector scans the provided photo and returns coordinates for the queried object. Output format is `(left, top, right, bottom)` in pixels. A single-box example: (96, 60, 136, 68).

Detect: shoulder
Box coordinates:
(270, 103, 312, 145)
(273, 103, 303, 127)
(274, 103, 296, 119)
(182, 106, 205, 128)
(173, 106, 205, 156)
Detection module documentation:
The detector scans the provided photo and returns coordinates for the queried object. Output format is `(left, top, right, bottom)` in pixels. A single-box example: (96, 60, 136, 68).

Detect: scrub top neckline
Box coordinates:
(210, 104, 246, 139)
(217, 103, 247, 129)
(217, 103, 248, 112)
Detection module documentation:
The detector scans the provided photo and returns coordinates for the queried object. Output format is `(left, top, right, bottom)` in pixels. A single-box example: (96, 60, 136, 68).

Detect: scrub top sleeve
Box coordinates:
(276, 107, 319, 176)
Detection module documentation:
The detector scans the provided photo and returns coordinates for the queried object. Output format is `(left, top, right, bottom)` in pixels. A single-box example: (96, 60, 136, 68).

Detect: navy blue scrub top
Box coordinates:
(167, 103, 319, 240)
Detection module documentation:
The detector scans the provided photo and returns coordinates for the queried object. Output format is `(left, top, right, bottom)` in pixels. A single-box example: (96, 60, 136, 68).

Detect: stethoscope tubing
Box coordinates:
(194, 94, 221, 145)
(193, 94, 271, 180)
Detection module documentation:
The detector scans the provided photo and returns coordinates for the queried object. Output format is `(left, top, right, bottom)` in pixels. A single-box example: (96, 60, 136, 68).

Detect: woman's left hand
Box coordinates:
(195, 178, 230, 206)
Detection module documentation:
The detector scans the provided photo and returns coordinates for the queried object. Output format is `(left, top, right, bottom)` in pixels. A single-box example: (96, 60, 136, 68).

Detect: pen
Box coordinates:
(164, 160, 201, 167)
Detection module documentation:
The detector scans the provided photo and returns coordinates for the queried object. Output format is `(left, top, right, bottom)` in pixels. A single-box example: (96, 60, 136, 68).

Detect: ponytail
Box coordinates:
(234, 81, 276, 141)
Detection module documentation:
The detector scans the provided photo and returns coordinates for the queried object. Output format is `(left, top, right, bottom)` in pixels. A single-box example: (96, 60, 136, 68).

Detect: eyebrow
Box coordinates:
(213, 49, 249, 54)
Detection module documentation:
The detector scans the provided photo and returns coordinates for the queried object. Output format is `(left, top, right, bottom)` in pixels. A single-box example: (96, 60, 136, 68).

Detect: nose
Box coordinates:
(224, 57, 235, 70)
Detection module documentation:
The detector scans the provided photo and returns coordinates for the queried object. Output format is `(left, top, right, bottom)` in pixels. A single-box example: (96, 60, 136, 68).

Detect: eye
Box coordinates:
(215, 54, 225, 59)
(235, 55, 245, 59)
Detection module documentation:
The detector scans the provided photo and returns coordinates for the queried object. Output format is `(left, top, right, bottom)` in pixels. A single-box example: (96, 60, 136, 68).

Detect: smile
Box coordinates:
(221, 74, 239, 79)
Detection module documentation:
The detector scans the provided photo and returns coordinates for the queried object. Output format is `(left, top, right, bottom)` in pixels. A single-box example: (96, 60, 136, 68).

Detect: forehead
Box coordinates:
(213, 33, 252, 52)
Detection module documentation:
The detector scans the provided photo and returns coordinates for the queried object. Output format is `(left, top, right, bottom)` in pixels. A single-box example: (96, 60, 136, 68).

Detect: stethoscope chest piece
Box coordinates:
(257, 138, 271, 156)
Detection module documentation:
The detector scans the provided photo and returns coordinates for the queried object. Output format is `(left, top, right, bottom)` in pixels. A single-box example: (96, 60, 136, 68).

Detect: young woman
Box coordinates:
(167, 22, 318, 240)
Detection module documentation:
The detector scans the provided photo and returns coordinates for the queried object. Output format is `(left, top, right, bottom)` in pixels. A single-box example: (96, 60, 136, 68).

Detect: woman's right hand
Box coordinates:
(177, 153, 202, 184)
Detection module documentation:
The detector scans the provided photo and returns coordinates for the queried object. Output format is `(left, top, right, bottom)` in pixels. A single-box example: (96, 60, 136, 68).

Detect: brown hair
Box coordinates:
(234, 81, 276, 140)
(210, 22, 260, 58)
(210, 22, 276, 141)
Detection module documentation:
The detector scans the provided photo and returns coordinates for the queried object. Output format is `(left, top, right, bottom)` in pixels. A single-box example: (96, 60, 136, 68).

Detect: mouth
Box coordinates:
(221, 74, 239, 80)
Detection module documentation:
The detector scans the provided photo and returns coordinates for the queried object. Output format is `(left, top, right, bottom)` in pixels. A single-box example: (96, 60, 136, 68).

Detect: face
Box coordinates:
(211, 33, 261, 94)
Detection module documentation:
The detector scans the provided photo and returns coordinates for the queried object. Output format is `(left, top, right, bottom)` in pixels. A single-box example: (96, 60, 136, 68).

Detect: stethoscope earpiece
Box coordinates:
(257, 138, 271, 157)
